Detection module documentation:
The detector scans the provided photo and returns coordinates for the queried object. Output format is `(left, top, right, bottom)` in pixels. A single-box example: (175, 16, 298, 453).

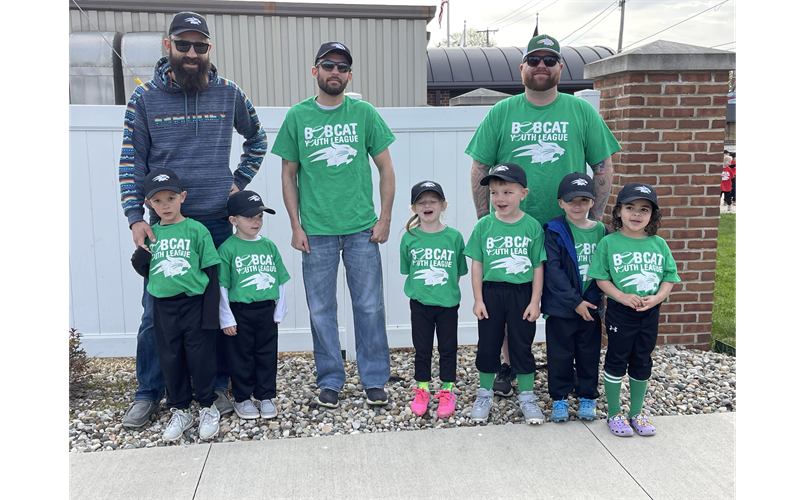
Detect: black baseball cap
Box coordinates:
(617, 182, 659, 210)
(410, 180, 445, 204)
(169, 12, 210, 38)
(227, 190, 276, 217)
(558, 173, 595, 202)
(481, 163, 528, 189)
(315, 42, 353, 65)
(144, 168, 183, 200)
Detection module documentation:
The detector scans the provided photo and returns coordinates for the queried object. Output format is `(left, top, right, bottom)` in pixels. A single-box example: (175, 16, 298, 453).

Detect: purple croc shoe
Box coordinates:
(607, 413, 634, 437)
(629, 411, 657, 436)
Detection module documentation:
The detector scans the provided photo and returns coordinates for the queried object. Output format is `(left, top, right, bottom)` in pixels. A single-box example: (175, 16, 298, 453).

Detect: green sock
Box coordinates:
(604, 371, 623, 418)
(628, 378, 649, 418)
(479, 372, 496, 390)
(441, 382, 454, 392)
(516, 372, 535, 393)
(417, 381, 429, 390)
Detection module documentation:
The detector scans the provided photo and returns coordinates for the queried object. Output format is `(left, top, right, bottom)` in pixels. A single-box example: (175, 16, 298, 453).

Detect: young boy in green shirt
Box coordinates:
(217, 190, 291, 420)
(131, 168, 222, 443)
(464, 163, 547, 424)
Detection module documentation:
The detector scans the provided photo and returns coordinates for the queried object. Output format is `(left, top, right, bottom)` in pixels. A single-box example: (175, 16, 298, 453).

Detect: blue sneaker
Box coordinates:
(551, 399, 569, 422)
(577, 398, 597, 420)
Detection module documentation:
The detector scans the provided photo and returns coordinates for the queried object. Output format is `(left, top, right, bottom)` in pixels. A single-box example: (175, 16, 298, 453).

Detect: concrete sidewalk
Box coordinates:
(70, 413, 735, 500)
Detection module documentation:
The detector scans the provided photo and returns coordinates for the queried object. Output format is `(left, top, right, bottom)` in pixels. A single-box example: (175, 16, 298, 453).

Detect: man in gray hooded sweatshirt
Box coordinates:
(118, 11, 267, 428)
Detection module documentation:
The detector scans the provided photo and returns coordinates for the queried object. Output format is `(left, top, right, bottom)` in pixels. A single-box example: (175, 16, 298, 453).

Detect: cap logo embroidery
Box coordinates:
(152, 174, 170, 182)
(492, 165, 509, 173)
(571, 179, 588, 186)
(538, 39, 555, 46)
(421, 182, 436, 187)
(332, 43, 346, 50)
(185, 17, 201, 25)
(248, 195, 261, 202)
(635, 186, 652, 194)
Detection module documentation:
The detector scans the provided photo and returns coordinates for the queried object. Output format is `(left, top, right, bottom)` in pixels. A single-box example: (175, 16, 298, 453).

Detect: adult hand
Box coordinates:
(131, 221, 156, 250)
(369, 218, 390, 244)
(223, 326, 237, 336)
(230, 183, 240, 195)
(292, 226, 311, 253)
(575, 300, 597, 321)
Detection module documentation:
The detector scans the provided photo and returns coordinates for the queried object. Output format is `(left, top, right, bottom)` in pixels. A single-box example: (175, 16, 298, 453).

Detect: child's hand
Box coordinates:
(523, 302, 541, 322)
(636, 295, 662, 312)
(575, 300, 597, 321)
(473, 301, 489, 320)
(275, 321, 281, 324)
(619, 293, 643, 309)
(223, 326, 237, 336)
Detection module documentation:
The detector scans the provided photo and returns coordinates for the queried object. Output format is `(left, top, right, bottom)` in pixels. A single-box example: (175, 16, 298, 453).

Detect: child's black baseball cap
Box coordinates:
(227, 190, 276, 217)
(410, 180, 445, 204)
(558, 172, 594, 202)
(144, 168, 183, 200)
(481, 163, 528, 188)
(617, 182, 659, 210)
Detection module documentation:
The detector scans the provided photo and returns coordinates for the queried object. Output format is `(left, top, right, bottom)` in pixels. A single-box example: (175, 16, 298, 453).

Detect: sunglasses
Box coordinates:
(316, 60, 352, 73)
(525, 55, 560, 67)
(171, 39, 211, 54)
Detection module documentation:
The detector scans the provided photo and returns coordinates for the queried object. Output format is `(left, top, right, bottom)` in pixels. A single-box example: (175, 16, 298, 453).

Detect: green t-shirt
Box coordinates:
(587, 232, 681, 302)
(146, 218, 221, 299)
(217, 235, 291, 303)
(400, 226, 468, 307)
(271, 96, 396, 236)
(465, 93, 621, 224)
(568, 219, 606, 294)
(464, 213, 547, 284)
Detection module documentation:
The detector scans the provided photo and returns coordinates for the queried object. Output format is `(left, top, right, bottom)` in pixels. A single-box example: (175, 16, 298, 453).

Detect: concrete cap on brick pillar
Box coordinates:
(449, 88, 512, 106)
(583, 40, 735, 79)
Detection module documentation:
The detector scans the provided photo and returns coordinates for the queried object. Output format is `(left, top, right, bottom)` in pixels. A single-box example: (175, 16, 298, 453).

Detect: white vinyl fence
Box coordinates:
(69, 104, 550, 358)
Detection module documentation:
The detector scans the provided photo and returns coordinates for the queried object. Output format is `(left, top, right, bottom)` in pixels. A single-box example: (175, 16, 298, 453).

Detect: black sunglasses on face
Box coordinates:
(171, 39, 211, 54)
(316, 60, 352, 73)
(525, 55, 560, 67)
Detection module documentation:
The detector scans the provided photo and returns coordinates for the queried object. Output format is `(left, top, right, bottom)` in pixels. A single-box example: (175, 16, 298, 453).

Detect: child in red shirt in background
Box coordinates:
(721, 151, 735, 212)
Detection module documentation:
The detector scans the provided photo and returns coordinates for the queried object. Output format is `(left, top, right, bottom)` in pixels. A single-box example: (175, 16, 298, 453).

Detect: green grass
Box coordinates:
(712, 213, 736, 349)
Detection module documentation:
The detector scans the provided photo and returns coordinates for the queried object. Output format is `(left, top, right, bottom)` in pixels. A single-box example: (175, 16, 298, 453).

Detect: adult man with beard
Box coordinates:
(272, 42, 397, 409)
(118, 11, 267, 428)
(465, 34, 620, 399)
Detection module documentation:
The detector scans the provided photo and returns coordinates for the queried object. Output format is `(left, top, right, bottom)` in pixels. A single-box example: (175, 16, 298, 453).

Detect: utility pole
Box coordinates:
(477, 28, 499, 47)
(617, 0, 626, 53)
(533, 12, 539, 37)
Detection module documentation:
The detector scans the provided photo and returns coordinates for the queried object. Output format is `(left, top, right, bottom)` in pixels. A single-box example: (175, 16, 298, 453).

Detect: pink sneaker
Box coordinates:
(435, 390, 456, 419)
(411, 388, 430, 416)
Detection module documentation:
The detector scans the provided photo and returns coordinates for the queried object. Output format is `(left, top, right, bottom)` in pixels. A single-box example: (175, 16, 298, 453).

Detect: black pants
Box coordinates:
(603, 299, 660, 381)
(546, 313, 602, 400)
(226, 300, 278, 402)
(153, 293, 217, 409)
(476, 282, 537, 375)
(731, 178, 736, 202)
(410, 299, 458, 383)
(721, 190, 732, 206)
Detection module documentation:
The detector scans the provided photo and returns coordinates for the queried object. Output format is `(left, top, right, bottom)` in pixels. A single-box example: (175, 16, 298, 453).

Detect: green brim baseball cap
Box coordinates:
(523, 34, 561, 61)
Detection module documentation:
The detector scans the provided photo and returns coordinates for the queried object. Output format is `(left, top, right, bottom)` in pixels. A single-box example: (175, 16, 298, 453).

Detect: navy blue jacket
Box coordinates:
(541, 216, 608, 319)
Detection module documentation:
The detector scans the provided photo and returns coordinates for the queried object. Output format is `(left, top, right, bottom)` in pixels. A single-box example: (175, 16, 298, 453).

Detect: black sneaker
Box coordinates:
(493, 363, 515, 397)
(365, 387, 389, 405)
(316, 389, 339, 408)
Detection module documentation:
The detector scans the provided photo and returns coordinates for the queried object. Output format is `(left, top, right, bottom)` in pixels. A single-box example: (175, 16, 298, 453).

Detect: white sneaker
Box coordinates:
(518, 391, 545, 425)
(260, 399, 278, 419)
(198, 404, 220, 441)
(471, 388, 495, 422)
(233, 399, 260, 419)
(162, 408, 193, 442)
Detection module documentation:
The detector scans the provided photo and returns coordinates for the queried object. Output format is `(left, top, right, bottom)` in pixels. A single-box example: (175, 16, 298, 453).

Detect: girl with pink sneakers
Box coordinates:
(400, 181, 468, 419)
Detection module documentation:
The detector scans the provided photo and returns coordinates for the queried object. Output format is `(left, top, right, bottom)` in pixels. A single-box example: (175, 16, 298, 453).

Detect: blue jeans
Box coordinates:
(302, 229, 390, 392)
(133, 217, 233, 402)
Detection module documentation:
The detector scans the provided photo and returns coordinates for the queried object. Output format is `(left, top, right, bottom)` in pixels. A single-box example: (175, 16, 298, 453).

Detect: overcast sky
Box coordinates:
(258, 0, 736, 52)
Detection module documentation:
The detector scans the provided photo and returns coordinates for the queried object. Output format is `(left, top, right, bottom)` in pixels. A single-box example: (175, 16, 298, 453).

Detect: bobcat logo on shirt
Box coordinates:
(413, 266, 449, 286)
(619, 270, 660, 293)
(513, 140, 566, 164)
(151, 255, 191, 277)
(490, 254, 531, 275)
(241, 271, 276, 290)
(308, 144, 357, 167)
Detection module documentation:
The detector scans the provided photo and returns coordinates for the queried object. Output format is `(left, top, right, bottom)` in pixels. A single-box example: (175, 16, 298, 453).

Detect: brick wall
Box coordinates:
(426, 90, 452, 106)
(594, 71, 730, 350)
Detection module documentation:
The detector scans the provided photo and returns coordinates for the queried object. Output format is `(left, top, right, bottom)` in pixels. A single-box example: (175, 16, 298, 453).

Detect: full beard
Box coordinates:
(522, 70, 560, 92)
(317, 74, 348, 96)
(169, 51, 211, 94)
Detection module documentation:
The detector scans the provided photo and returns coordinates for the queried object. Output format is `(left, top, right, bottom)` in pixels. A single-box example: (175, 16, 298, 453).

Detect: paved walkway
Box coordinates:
(69, 412, 735, 500)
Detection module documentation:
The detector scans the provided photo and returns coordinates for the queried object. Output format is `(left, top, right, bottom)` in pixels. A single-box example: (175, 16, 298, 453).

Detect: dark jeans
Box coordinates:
(546, 314, 602, 400)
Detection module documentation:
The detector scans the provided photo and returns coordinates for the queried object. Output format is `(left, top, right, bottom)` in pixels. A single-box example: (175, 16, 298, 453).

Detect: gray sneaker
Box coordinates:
(471, 388, 495, 422)
(162, 408, 193, 442)
(260, 399, 278, 419)
(199, 404, 221, 441)
(214, 390, 234, 415)
(122, 400, 160, 428)
(233, 399, 260, 420)
(518, 391, 545, 425)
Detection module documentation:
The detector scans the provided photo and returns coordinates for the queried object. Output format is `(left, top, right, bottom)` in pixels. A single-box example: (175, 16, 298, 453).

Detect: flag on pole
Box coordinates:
(438, 0, 448, 28)
(458, 20, 466, 47)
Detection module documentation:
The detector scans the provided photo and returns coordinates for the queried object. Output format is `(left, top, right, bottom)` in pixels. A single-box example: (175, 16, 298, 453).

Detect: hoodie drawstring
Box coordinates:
(195, 92, 199, 137)
(182, 91, 199, 137)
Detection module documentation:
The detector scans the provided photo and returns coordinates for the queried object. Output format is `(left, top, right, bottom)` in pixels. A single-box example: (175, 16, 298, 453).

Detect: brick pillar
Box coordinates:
(584, 40, 735, 350)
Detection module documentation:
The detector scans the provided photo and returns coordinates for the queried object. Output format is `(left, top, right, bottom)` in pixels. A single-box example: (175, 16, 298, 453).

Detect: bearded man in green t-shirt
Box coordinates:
(273, 42, 397, 409)
(465, 34, 621, 397)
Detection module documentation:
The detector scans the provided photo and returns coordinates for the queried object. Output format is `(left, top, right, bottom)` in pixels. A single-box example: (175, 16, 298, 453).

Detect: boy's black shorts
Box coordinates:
(603, 299, 661, 381)
(476, 281, 537, 375)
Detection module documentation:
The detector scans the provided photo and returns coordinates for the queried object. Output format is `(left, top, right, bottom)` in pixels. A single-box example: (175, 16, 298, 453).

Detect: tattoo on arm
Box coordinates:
(591, 158, 613, 221)
(471, 160, 492, 219)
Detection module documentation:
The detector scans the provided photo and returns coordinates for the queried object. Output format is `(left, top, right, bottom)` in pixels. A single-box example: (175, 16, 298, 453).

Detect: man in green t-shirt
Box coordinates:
(272, 42, 397, 409)
(465, 34, 621, 396)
